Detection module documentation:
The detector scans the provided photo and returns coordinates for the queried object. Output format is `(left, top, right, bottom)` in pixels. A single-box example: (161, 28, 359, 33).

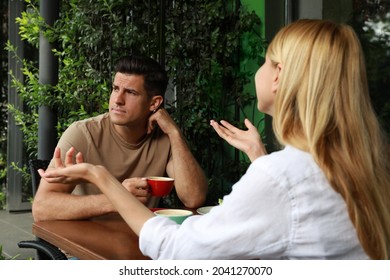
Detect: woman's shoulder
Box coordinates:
(250, 145, 323, 187)
(253, 145, 313, 167)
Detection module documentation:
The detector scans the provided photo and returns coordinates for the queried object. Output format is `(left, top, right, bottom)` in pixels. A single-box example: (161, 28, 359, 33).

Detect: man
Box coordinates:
(32, 55, 208, 221)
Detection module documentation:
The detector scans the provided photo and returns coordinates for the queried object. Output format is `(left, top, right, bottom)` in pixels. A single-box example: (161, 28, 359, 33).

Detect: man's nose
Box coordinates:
(113, 90, 125, 104)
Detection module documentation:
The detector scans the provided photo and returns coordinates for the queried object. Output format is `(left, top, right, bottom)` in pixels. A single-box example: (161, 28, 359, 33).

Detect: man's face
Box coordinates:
(109, 73, 152, 127)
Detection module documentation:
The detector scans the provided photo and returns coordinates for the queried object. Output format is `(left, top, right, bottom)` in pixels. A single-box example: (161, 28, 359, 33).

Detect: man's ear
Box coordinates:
(272, 63, 282, 94)
(150, 95, 163, 112)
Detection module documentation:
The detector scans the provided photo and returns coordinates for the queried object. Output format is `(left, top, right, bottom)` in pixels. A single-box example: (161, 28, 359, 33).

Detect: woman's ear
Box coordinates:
(272, 63, 282, 94)
(150, 95, 163, 113)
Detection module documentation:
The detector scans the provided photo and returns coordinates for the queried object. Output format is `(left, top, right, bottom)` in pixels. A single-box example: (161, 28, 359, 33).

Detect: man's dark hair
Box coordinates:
(114, 55, 168, 98)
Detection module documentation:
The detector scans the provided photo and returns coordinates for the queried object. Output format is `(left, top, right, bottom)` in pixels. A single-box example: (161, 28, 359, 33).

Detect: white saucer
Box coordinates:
(196, 206, 215, 215)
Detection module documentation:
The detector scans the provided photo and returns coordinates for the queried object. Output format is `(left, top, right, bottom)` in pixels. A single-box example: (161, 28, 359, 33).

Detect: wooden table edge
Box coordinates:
(33, 222, 106, 260)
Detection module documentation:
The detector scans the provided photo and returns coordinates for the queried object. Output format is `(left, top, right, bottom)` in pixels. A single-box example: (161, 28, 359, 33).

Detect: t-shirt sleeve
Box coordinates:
(50, 122, 90, 166)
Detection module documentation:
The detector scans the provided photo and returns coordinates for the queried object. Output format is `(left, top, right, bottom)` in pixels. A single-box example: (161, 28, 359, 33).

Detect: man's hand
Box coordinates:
(122, 178, 150, 205)
(147, 108, 179, 136)
(147, 107, 207, 208)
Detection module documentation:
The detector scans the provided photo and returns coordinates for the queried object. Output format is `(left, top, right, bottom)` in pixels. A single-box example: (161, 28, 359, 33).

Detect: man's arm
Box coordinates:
(32, 147, 152, 221)
(32, 180, 116, 222)
(39, 162, 155, 236)
(165, 130, 208, 208)
(148, 109, 208, 208)
(32, 148, 116, 221)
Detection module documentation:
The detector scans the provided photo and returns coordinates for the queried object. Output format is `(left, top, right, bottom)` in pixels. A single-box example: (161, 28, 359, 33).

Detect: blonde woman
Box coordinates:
(40, 19, 390, 259)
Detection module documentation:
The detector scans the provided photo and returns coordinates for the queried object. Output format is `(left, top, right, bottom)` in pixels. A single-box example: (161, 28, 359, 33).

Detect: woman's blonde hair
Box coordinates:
(268, 19, 390, 259)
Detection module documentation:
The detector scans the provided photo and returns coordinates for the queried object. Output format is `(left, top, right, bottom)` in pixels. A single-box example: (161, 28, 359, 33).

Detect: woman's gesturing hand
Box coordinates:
(210, 118, 267, 162)
(38, 147, 96, 185)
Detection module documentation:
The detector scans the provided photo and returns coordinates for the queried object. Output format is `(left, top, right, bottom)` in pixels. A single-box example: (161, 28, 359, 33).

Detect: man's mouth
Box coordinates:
(111, 107, 127, 114)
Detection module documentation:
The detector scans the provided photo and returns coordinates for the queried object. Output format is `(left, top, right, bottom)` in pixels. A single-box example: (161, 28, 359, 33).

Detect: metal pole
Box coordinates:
(285, 0, 293, 24)
(38, 0, 59, 160)
(159, 0, 166, 68)
(7, 0, 27, 211)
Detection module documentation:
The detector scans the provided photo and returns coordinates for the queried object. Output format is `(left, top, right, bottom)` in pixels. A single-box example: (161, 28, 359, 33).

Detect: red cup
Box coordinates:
(146, 176, 174, 197)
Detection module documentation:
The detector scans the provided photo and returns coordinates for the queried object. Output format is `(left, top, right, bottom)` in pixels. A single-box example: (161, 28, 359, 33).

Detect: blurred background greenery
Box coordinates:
(0, 0, 388, 209)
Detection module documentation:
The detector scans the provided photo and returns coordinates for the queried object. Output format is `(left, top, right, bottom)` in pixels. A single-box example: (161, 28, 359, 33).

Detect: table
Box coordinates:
(32, 213, 150, 260)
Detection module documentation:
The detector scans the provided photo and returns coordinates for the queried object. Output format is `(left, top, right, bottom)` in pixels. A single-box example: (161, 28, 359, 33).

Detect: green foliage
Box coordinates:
(0, 0, 8, 206)
(0, 245, 20, 260)
(350, 1, 390, 137)
(0, 245, 5, 260)
(15, 0, 44, 47)
(0, 152, 7, 210)
(0, 189, 5, 210)
(164, 1, 265, 203)
(8, 0, 266, 206)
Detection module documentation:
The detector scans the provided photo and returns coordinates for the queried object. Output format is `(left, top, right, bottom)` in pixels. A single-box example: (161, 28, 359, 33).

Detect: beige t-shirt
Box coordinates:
(51, 113, 172, 206)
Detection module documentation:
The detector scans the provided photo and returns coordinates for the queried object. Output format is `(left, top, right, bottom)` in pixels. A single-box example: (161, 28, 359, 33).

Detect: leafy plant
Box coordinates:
(164, 1, 265, 204)
(0, 152, 6, 209)
(0, 245, 5, 260)
(8, 0, 266, 206)
(0, 245, 20, 260)
(350, 0, 390, 137)
(0, 189, 5, 210)
(0, 0, 8, 205)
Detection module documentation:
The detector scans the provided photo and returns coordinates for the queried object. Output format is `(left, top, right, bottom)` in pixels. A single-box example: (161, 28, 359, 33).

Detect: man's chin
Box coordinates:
(109, 112, 128, 125)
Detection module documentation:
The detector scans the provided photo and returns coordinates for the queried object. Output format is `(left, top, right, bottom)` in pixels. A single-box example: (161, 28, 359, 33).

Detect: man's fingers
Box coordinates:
(136, 188, 149, 197)
(135, 188, 150, 205)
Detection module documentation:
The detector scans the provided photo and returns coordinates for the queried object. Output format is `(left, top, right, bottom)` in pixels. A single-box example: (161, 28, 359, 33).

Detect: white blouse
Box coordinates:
(139, 146, 368, 259)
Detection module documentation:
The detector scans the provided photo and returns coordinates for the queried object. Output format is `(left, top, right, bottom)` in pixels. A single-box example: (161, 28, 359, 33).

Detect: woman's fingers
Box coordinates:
(65, 147, 76, 166)
(39, 162, 91, 185)
(54, 147, 84, 166)
(210, 120, 228, 139)
(53, 147, 64, 168)
(76, 152, 84, 164)
(219, 120, 240, 135)
(244, 118, 256, 130)
(38, 168, 64, 183)
(211, 119, 245, 140)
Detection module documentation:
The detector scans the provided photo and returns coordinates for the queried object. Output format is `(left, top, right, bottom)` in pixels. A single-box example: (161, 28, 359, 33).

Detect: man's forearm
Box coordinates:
(168, 130, 208, 208)
(32, 192, 115, 221)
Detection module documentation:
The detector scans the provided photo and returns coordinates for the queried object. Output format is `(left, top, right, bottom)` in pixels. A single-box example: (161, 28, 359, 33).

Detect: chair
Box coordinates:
(18, 239, 68, 260)
(17, 159, 67, 260)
